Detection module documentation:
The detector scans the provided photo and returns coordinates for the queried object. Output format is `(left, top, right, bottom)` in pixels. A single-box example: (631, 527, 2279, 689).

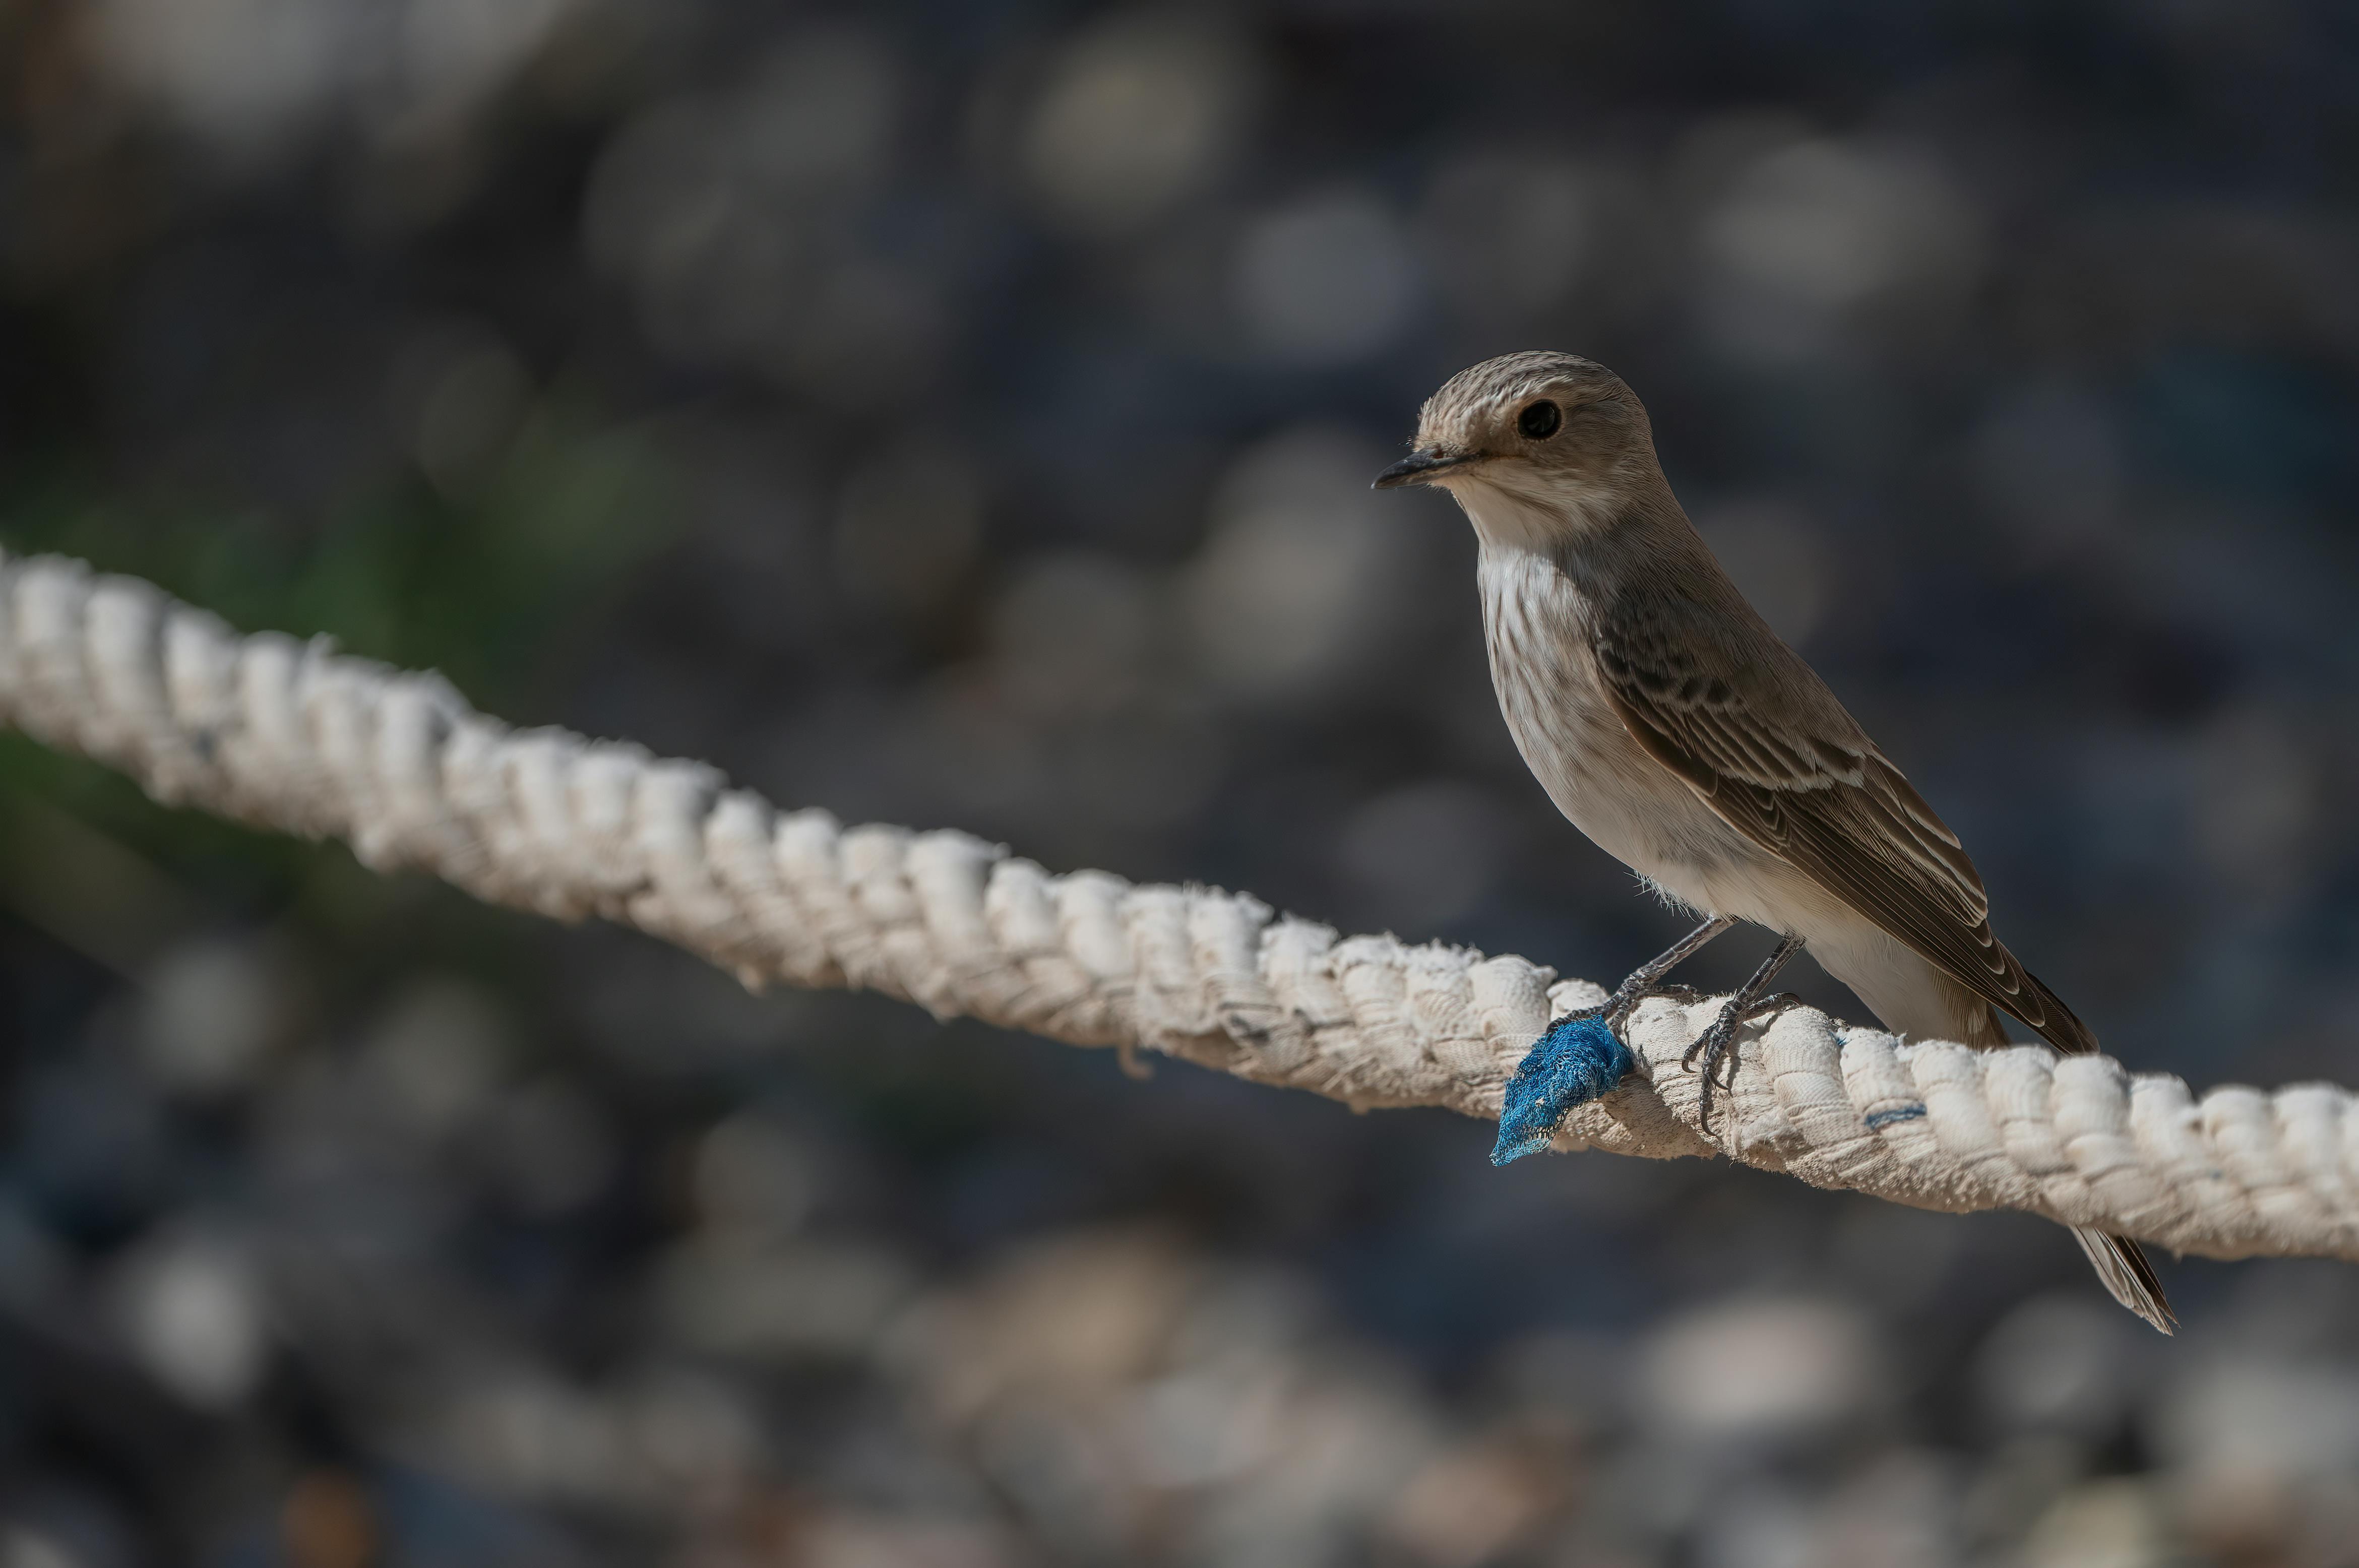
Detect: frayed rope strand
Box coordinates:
(1493, 1015, 1636, 1165)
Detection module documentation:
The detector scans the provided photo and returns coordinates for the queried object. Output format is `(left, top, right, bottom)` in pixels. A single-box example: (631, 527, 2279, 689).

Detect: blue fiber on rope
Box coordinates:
(1491, 1014, 1636, 1165)
(1865, 1104, 1927, 1130)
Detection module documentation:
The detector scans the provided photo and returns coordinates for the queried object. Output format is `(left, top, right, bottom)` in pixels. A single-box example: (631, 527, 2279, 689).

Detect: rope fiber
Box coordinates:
(3, 551, 2353, 1264)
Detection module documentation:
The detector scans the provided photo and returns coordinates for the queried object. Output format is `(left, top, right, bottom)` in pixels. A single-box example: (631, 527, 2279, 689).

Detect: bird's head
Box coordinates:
(1374, 351, 1659, 548)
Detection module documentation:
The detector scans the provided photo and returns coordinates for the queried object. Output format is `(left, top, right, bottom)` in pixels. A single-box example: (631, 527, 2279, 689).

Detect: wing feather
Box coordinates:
(1593, 603, 2097, 1055)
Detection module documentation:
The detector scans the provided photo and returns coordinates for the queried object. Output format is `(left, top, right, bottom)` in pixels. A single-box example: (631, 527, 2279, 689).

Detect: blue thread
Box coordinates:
(1492, 1015, 1636, 1165)
(1865, 1104, 1927, 1130)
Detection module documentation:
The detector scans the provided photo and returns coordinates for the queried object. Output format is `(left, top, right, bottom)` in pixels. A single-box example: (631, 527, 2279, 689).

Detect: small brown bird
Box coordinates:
(1376, 351, 2173, 1333)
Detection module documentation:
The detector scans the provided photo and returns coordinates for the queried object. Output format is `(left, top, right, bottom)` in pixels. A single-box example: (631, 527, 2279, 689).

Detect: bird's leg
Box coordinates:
(1682, 933, 1805, 1133)
(1574, 916, 1736, 1032)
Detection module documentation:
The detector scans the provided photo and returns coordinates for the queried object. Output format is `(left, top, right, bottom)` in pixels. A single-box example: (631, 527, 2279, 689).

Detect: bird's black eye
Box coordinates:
(1518, 400, 1562, 440)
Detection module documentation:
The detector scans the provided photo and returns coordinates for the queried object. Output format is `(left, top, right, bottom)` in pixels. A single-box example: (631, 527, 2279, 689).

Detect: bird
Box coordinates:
(1374, 350, 2174, 1334)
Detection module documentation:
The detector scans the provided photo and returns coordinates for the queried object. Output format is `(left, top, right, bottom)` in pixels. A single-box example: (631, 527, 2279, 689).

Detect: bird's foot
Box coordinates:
(1572, 976, 1706, 1036)
(1681, 990, 1803, 1134)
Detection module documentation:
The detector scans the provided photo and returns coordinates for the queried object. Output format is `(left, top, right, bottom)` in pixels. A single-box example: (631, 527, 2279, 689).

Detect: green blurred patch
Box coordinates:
(4, 395, 675, 709)
(0, 395, 677, 973)
(0, 737, 546, 995)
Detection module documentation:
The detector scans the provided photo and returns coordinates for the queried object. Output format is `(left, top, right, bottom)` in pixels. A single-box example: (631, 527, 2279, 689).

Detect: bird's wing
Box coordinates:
(1592, 594, 2097, 1055)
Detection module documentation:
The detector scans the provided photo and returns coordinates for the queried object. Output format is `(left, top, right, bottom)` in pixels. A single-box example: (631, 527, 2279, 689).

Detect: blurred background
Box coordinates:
(4, 1, 2359, 1563)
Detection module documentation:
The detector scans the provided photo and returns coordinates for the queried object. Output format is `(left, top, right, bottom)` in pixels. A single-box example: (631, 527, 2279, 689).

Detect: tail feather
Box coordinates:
(2003, 957, 2100, 1057)
(1979, 999, 2177, 1334)
(2071, 1226, 2177, 1335)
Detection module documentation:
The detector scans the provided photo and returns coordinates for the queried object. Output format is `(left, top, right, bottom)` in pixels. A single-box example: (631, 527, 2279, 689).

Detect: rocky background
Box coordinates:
(3, 1, 2358, 1563)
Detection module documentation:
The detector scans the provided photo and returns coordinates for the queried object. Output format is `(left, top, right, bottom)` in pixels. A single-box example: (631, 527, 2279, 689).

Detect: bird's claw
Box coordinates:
(1682, 990, 1801, 1133)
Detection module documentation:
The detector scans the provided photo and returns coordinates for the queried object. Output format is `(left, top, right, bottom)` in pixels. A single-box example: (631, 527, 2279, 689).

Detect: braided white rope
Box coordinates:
(2, 551, 2352, 1263)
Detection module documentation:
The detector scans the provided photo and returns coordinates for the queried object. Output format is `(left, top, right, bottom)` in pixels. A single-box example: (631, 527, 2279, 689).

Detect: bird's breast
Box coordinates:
(1475, 548, 1755, 889)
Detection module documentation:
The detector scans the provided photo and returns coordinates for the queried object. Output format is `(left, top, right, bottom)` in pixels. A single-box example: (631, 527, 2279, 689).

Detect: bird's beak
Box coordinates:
(1372, 448, 1479, 489)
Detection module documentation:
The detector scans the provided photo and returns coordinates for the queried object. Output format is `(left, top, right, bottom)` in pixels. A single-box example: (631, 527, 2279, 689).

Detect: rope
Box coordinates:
(2, 550, 2352, 1265)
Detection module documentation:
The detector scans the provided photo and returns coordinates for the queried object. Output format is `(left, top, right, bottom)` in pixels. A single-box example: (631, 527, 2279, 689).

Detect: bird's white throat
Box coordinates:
(1439, 473, 1618, 556)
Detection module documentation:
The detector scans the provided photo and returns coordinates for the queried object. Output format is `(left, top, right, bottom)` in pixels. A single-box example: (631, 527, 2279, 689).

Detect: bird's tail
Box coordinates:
(1978, 998, 2178, 1335)
(2070, 1226, 2177, 1335)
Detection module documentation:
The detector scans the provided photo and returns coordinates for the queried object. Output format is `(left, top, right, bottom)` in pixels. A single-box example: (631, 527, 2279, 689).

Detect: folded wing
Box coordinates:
(1590, 594, 2097, 1056)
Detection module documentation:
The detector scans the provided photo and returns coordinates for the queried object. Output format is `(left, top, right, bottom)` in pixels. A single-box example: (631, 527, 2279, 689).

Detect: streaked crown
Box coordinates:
(1374, 351, 1658, 515)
